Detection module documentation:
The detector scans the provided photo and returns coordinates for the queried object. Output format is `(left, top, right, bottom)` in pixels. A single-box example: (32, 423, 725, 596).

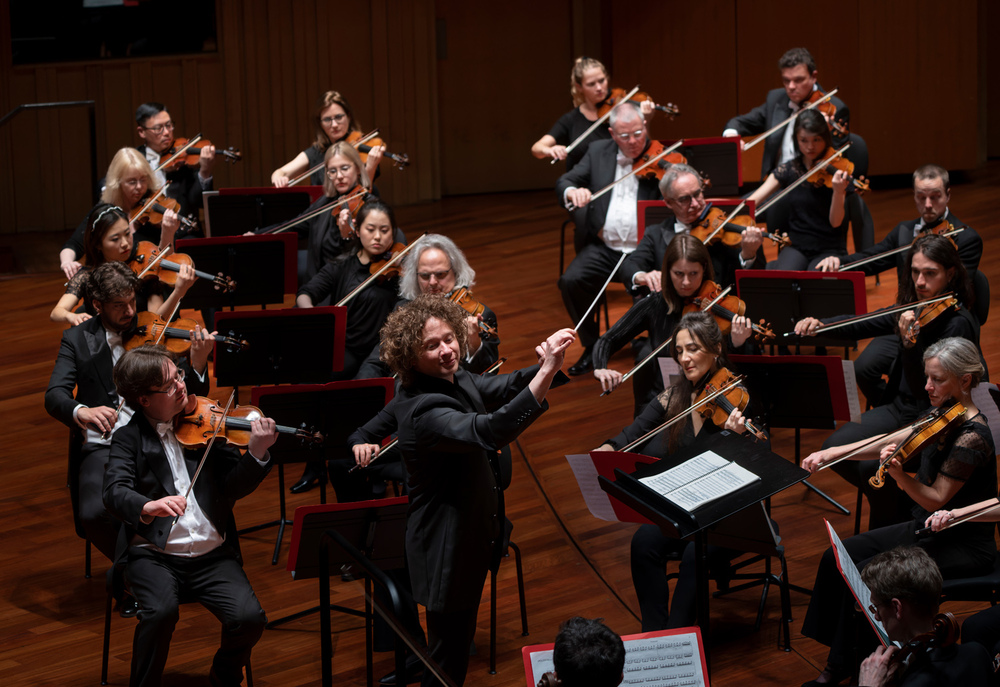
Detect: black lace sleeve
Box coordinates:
(936, 415, 994, 483)
(65, 268, 90, 299)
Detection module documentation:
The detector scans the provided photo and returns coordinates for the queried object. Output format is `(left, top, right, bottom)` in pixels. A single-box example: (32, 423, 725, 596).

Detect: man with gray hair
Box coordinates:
(555, 101, 662, 375)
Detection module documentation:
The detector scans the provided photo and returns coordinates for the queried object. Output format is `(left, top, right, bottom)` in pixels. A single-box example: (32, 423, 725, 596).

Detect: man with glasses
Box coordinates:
(104, 344, 275, 687)
(135, 102, 216, 224)
(45, 262, 213, 597)
(555, 101, 662, 375)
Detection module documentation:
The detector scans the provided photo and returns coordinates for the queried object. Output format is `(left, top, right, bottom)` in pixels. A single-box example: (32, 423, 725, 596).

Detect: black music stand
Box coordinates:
(661, 136, 743, 197)
(599, 431, 807, 670)
(735, 269, 867, 349)
(213, 306, 347, 388)
(732, 353, 861, 515)
(175, 234, 297, 310)
(203, 186, 324, 237)
(248, 379, 396, 564)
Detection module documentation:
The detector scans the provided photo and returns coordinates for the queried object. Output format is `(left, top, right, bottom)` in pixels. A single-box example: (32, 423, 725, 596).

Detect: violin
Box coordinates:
(449, 287, 500, 342)
(124, 312, 248, 354)
(175, 396, 324, 448)
(631, 140, 689, 181)
(131, 241, 237, 293)
(696, 368, 768, 441)
(367, 243, 408, 282)
(683, 281, 775, 342)
(869, 402, 967, 489)
(888, 612, 959, 669)
(597, 87, 680, 118)
(691, 206, 790, 248)
(804, 89, 849, 137)
(335, 185, 375, 239)
(808, 147, 870, 194)
(129, 195, 198, 232)
(903, 296, 960, 344)
(346, 130, 410, 170)
(160, 136, 242, 168)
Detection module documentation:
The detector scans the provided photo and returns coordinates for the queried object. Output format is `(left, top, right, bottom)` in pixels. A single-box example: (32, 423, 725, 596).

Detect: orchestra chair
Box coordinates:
(487, 526, 528, 674)
(940, 552, 1000, 607)
(972, 269, 990, 326)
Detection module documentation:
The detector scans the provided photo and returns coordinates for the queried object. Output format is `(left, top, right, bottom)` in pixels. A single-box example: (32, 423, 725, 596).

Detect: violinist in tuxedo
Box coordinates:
(723, 47, 849, 179)
(104, 345, 275, 687)
(555, 101, 662, 375)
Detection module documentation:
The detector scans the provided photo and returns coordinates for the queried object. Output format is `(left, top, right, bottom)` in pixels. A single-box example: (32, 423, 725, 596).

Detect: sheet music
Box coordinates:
(641, 451, 728, 493)
(639, 450, 759, 512)
(566, 454, 617, 521)
(528, 632, 706, 687)
(841, 360, 862, 423)
(658, 357, 683, 391)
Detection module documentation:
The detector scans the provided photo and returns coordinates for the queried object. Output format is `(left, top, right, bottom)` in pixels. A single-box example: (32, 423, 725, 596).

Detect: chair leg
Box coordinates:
(510, 542, 528, 636)
(85, 539, 92, 579)
(778, 555, 793, 652)
(489, 568, 497, 675)
(102, 591, 113, 685)
(854, 486, 864, 536)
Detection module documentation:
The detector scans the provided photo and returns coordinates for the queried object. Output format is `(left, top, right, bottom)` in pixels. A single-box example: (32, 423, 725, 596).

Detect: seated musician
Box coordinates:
(59, 148, 182, 281)
(103, 345, 273, 687)
(45, 263, 211, 596)
(798, 235, 982, 530)
(350, 296, 574, 687)
(555, 101, 662, 376)
(747, 109, 853, 270)
(723, 47, 849, 179)
(800, 337, 995, 686)
(594, 234, 754, 417)
(595, 312, 765, 631)
(622, 163, 764, 296)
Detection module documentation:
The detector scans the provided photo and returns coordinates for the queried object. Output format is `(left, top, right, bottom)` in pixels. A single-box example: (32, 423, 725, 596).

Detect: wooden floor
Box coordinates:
(2, 163, 999, 687)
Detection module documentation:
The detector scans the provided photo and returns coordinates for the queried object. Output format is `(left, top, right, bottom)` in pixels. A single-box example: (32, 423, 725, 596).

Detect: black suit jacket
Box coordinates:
(725, 86, 849, 178)
(555, 139, 662, 247)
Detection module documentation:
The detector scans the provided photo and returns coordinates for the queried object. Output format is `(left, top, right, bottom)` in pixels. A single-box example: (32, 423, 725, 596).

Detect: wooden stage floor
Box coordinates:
(1, 163, 998, 686)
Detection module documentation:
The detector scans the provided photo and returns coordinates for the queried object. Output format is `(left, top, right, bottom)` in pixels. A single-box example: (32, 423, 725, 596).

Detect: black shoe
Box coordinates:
(379, 653, 424, 685)
(290, 465, 326, 494)
(568, 347, 594, 376)
(116, 593, 139, 619)
(801, 666, 851, 687)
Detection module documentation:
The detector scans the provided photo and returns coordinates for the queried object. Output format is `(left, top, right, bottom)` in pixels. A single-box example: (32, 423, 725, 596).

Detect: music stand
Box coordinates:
(203, 185, 324, 237)
(660, 136, 743, 197)
(598, 431, 807, 669)
(248, 378, 396, 564)
(732, 353, 861, 515)
(213, 306, 347, 387)
(175, 234, 297, 310)
(735, 269, 867, 349)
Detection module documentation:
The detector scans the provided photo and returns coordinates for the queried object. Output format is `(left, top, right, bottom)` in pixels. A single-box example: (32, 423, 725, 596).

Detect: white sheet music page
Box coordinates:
(639, 449, 760, 512)
(565, 454, 618, 521)
(841, 359, 862, 423)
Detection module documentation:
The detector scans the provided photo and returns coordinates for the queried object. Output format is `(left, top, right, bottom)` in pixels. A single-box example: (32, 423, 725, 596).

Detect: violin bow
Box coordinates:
(782, 293, 955, 338)
(817, 414, 937, 471)
(742, 89, 838, 151)
(621, 375, 744, 452)
(838, 227, 965, 272)
(173, 390, 236, 525)
(554, 86, 641, 165)
(289, 129, 381, 186)
(699, 201, 747, 245)
(602, 286, 731, 397)
(262, 188, 367, 235)
(155, 134, 202, 172)
(135, 244, 173, 281)
(756, 143, 851, 217)
(588, 140, 686, 204)
(337, 233, 427, 307)
(915, 499, 1000, 536)
(482, 357, 507, 376)
(574, 252, 629, 331)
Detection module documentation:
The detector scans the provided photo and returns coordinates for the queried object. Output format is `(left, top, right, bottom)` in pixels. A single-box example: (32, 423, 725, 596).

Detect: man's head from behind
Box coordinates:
(861, 546, 943, 643)
(552, 617, 625, 687)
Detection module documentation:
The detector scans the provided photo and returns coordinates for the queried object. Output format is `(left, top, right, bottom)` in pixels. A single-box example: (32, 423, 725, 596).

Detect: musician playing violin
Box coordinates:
(530, 57, 657, 170)
(135, 102, 215, 220)
(104, 345, 275, 687)
(723, 47, 850, 179)
(594, 234, 754, 417)
(595, 312, 766, 632)
(624, 164, 764, 295)
(270, 90, 383, 187)
(748, 109, 853, 270)
(799, 337, 995, 686)
(556, 102, 663, 375)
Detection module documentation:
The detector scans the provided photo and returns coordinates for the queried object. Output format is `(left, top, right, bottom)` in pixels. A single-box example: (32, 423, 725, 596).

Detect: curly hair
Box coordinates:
(379, 295, 469, 387)
(398, 234, 476, 300)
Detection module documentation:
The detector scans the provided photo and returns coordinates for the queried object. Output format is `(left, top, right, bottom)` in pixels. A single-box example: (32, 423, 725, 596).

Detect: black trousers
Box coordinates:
(962, 606, 1000, 660)
(421, 605, 480, 686)
(558, 242, 626, 348)
(853, 335, 899, 406)
(766, 246, 845, 270)
(78, 443, 120, 561)
(125, 546, 266, 687)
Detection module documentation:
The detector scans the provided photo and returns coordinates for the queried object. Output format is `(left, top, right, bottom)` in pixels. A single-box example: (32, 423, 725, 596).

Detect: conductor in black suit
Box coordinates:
(555, 101, 662, 375)
(104, 345, 275, 687)
(44, 262, 212, 565)
(723, 47, 848, 179)
(351, 296, 574, 686)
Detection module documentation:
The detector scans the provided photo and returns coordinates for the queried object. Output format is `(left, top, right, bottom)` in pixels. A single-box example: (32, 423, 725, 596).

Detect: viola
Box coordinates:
(696, 368, 768, 441)
(808, 147, 870, 194)
(131, 240, 236, 293)
(683, 281, 775, 342)
(903, 296, 960, 344)
(175, 396, 324, 448)
(804, 89, 849, 137)
(129, 195, 198, 232)
(346, 130, 410, 170)
(124, 312, 248, 354)
(160, 136, 242, 168)
(597, 87, 680, 119)
(449, 287, 500, 342)
(690, 206, 790, 248)
(869, 402, 967, 489)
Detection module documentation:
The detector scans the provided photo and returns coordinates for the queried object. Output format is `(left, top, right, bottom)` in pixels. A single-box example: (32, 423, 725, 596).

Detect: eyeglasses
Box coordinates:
(868, 599, 889, 617)
(122, 177, 145, 189)
(612, 129, 645, 142)
(326, 164, 355, 178)
(149, 369, 186, 397)
(141, 121, 174, 134)
(321, 114, 348, 126)
(417, 269, 452, 282)
(671, 188, 704, 207)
